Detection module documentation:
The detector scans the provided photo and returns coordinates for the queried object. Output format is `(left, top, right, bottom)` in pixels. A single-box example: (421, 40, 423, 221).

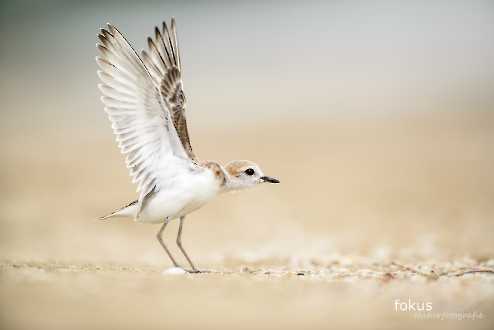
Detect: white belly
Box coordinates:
(135, 168, 219, 224)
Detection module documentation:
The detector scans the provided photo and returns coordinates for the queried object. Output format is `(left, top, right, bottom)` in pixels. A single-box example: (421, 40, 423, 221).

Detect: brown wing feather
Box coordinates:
(140, 18, 196, 161)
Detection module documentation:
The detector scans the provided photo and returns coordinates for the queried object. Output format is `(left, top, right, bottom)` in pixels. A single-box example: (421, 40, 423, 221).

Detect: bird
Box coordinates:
(96, 18, 279, 273)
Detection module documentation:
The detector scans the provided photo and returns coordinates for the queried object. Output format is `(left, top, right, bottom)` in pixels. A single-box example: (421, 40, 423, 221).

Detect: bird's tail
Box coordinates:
(99, 200, 137, 220)
(98, 212, 117, 220)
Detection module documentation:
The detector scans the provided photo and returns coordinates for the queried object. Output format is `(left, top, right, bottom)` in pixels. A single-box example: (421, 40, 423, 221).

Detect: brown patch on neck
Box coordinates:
(204, 161, 227, 187)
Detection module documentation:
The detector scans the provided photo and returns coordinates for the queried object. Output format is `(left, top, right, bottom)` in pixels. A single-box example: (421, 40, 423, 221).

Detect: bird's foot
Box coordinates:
(186, 268, 202, 274)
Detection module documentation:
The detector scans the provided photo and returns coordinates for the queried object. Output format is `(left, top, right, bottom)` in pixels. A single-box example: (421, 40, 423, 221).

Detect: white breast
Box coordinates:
(136, 167, 219, 223)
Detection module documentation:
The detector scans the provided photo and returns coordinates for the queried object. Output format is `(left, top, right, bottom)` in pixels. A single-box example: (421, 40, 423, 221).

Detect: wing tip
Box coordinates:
(96, 43, 109, 55)
(98, 25, 114, 40)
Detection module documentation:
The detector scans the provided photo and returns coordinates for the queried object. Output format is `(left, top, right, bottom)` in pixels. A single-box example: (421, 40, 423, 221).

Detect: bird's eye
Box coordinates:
(244, 168, 255, 176)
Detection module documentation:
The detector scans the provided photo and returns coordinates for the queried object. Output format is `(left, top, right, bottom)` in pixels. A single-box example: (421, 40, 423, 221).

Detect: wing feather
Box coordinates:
(141, 18, 196, 161)
(96, 23, 190, 218)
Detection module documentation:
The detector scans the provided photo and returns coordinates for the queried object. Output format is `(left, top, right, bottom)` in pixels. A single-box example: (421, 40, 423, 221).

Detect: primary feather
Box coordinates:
(141, 19, 196, 161)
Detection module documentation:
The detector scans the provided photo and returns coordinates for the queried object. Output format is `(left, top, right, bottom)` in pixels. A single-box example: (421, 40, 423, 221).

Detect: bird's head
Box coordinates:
(224, 160, 279, 190)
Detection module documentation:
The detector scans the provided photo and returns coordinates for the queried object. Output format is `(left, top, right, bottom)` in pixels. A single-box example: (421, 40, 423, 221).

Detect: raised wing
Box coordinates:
(96, 23, 190, 217)
(140, 18, 196, 161)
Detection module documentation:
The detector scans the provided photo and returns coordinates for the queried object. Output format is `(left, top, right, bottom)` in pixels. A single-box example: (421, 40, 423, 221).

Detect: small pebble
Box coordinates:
(161, 267, 187, 275)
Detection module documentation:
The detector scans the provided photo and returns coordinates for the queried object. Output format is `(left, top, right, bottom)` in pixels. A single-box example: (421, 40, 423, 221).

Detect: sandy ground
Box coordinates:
(1, 111, 494, 329)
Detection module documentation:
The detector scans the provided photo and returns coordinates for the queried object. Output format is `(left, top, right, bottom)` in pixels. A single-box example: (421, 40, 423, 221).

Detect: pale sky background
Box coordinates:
(1, 0, 493, 130)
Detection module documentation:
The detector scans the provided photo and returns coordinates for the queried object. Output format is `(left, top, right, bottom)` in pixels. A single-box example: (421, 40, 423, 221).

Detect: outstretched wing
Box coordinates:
(140, 18, 196, 161)
(96, 23, 190, 217)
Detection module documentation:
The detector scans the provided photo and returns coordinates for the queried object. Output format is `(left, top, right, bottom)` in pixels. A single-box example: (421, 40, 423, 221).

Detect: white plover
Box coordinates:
(96, 18, 279, 273)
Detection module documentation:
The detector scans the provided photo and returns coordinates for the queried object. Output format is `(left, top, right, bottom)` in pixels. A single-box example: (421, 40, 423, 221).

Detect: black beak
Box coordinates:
(260, 176, 280, 184)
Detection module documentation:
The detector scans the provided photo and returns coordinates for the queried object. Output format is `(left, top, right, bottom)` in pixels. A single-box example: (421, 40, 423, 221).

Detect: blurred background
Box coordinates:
(1, 1, 494, 329)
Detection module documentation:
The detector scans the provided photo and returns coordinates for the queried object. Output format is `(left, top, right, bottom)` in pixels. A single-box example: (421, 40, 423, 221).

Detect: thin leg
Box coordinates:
(156, 218, 180, 268)
(176, 216, 199, 272)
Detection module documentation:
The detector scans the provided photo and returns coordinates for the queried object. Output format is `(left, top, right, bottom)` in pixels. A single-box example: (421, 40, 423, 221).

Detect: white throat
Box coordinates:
(223, 175, 256, 192)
